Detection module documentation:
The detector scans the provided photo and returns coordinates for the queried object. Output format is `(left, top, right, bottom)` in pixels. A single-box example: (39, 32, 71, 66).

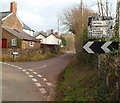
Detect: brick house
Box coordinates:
(1, 2, 40, 49)
(2, 27, 40, 49)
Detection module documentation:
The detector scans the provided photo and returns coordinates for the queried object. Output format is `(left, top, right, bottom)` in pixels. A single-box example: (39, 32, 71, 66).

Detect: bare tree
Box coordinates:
(61, 4, 97, 56)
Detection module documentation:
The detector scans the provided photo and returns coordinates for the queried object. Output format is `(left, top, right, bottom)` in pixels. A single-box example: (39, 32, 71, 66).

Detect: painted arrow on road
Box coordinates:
(83, 41, 119, 54)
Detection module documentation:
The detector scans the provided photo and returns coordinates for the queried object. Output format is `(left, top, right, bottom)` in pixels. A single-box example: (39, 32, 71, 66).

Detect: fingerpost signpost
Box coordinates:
(83, 16, 119, 100)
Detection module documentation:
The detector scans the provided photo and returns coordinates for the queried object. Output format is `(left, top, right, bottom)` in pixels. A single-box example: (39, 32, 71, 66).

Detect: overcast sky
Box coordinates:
(1, 0, 117, 33)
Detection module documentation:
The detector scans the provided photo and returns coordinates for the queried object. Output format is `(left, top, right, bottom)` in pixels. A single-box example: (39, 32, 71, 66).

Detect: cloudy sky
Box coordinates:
(1, 0, 117, 32)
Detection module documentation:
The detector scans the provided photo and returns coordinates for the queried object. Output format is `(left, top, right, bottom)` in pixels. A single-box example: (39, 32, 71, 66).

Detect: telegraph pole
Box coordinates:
(57, 19, 60, 35)
(118, 1, 120, 39)
(106, 0, 109, 16)
(97, 0, 101, 16)
(100, 0, 104, 16)
(80, 0, 84, 27)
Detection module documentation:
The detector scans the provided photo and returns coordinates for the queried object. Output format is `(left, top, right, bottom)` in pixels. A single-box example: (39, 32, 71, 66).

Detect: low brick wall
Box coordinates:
(2, 48, 43, 58)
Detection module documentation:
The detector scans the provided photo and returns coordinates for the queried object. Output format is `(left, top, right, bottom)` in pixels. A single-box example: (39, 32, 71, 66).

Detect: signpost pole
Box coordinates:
(98, 54, 101, 77)
(116, 2, 120, 100)
(118, 2, 120, 38)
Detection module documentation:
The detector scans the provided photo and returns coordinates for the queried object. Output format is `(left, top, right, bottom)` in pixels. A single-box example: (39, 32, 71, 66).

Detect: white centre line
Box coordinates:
(39, 65, 47, 69)
(22, 70, 26, 72)
(39, 88, 46, 94)
(35, 83, 41, 87)
(28, 75, 34, 78)
(25, 72, 30, 75)
(11, 65, 15, 67)
(32, 78, 38, 82)
(14, 65, 19, 68)
(29, 65, 47, 70)
(37, 75, 42, 78)
(28, 69, 33, 71)
(42, 78, 47, 82)
(46, 82, 52, 86)
(33, 72, 37, 74)
(2, 62, 49, 95)
(18, 67, 22, 70)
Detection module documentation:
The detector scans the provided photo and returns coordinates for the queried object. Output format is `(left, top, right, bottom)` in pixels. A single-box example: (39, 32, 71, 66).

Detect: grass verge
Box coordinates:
(55, 56, 98, 101)
(2, 53, 55, 62)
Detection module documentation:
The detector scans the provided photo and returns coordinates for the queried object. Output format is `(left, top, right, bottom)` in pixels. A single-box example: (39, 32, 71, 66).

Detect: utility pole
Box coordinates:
(80, 0, 84, 27)
(106, 0, 109, 16)
(80, 0, 83, 8)
(118, 1, 120, 39)
(57, 19, 60, 35)
(80, 0, 83, 16)
(100, 0, 104, 16)
(97, 0, 101, 16)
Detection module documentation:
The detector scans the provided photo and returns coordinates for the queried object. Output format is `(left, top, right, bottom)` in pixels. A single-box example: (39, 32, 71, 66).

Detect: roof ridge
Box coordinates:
(1, 11, 12, 13)
(2, 26, 38, 41)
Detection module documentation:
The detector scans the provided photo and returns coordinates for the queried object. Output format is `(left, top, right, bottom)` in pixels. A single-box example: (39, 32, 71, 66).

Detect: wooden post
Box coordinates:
(97, 0, 101, 16)
(98, 54, 101, 77)
(100, 0, 104, 16)
(106, 0, 109, 16)
(118, 2, 120, 38)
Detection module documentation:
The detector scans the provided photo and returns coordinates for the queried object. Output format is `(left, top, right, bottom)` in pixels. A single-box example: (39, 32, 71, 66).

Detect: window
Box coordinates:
(29, 41, 34, 47)
(11, 39, 17, 46)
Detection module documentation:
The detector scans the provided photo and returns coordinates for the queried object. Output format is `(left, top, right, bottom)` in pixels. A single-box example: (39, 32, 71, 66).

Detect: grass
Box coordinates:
(2, 53, 55, 62)
(55, 56, 98, 101)
(55, 52, 120, 101)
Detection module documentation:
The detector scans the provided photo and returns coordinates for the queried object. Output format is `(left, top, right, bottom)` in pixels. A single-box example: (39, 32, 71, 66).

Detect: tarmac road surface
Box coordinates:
(2, 53, 74, 101)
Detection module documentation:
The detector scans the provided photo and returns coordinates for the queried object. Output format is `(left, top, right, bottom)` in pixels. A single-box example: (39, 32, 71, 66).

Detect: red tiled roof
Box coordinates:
(2, 27, 38, 42)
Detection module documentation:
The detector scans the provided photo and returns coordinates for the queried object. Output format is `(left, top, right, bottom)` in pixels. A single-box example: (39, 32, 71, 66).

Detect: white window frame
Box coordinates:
(11, 38, 17, 46)
(29, 41, 34, 47)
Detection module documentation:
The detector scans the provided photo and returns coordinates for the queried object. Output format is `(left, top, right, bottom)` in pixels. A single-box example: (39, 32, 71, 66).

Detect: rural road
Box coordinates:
(2, 53, 74, 101)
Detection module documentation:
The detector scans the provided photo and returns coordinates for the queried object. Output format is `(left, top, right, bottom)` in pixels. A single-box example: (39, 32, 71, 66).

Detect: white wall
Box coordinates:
(47, 34, 60, 45)
(36, 34, 61, 45)
(36, 35, 47, 44)
(23, 29, 34, 37)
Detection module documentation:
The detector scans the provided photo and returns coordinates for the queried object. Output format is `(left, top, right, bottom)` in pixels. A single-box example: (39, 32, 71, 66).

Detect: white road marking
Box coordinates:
(42, 78, 47, 82)
(3, 63, 7, 64)
(33, 72, 37, 74)
(25, 72, 30, 75)
(13, 66, 19, 68)
(46, 82, 52, 86)
(40, 65, 47, 68)
(11, 65, 15, 67)
(28, 69, 33, 71)
(1, 62, 49, 94)
(39, 88, 46, 94)
(18, 67, 22, 70)
(28, 75, 33, 78)
(22, 69, 26, 72)
(35, 83, 41, 87)
(32, 78, 38, 82)
(29, 65, 47, 70)
(37, 75, 42, 78)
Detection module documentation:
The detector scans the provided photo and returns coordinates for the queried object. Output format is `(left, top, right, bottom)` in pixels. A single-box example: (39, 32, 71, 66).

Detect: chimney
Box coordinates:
(10, 2, 17, 14)
(55, 32, 58, 35)
(50, 29, 54, 34)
